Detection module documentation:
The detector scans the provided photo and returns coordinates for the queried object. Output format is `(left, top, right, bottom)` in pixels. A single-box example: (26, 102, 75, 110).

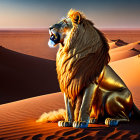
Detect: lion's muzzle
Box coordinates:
(48, 28, 60, 48)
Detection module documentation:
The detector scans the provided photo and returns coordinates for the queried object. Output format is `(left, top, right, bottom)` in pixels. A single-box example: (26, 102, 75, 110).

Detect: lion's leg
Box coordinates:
(74, 94, 83, 122)
(89, 88, 105, 124)
(89, 104, 101, 124)
(105, 88, 133, 126)
(73, 83, 98, 128)
(98, 65, 133, 126)
(105, 117, 130, 126)
(89, 117, 98, 124)
(58, 93, 74, 127)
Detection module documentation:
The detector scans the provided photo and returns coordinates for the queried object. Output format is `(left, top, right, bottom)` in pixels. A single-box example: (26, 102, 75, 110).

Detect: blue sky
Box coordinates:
(0, 0, 140, 28)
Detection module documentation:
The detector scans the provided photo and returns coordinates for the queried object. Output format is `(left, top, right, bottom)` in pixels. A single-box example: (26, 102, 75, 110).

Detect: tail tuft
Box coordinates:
(36, 109, 66, 123)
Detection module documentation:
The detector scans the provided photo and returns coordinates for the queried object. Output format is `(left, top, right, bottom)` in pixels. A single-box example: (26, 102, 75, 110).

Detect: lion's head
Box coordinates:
(48, 9, 110, 101)
(48, 12, 72, 48)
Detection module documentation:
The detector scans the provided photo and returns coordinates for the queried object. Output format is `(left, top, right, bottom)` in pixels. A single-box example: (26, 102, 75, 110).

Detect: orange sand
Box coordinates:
(109, 39, 128, 49)
(0, 29, 140, 139)
(110, 41, 140, 62)
(0, 56, 140, 139)
(0, 30, 57, 60)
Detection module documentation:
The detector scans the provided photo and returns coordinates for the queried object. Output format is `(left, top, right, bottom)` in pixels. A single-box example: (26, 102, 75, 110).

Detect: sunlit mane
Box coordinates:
(56, 9, 110, 100)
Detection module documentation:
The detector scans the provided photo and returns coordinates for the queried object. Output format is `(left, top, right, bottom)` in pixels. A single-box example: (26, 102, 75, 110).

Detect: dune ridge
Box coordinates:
(110, 41, 140, 62)
(110, 41, 140, 52)
(109, 39, 128, 49)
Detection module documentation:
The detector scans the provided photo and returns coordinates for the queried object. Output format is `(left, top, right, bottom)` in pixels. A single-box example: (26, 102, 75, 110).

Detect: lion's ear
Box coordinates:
(74, 12, 81, 24)
(68, 9, 82, 24)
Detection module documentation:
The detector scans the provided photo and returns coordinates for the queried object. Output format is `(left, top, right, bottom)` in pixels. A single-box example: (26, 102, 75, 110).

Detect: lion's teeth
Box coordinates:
(49, 30, 52, 36)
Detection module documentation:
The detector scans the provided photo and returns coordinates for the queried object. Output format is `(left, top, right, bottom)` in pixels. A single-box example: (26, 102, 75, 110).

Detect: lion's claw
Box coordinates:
(105, 118, 119, 126)
(89, 118, 98, 124)
(73, 121, 88, 128)
(58, 121, 72, 127)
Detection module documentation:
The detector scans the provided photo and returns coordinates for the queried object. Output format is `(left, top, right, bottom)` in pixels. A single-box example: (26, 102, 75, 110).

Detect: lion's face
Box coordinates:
(48, 17, 73, 48)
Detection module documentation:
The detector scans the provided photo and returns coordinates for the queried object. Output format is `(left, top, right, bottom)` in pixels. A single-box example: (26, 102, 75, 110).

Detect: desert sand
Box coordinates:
(109, 41, 140, 62)
(0, 29, 57, 60)
(0, 29, 140, 139)
(109, 39, 128, 49)
(103, 29, 140, 43)
(0, 55, 140, 139)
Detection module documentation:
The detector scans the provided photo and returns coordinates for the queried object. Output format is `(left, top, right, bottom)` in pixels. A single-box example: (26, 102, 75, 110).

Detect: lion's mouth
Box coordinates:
(48, 29, 60, 48)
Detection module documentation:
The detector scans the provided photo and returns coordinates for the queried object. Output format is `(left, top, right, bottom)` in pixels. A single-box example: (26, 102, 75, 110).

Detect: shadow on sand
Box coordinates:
(0, 46, 60, 104)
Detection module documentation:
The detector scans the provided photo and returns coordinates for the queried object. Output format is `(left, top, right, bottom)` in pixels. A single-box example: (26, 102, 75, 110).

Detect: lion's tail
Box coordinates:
(36, 109, 66, 123)
(132, 103, 140, 118)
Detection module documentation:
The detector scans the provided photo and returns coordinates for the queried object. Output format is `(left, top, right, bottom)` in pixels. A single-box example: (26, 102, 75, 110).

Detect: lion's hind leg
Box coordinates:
(104, 88, 133, 126)
(89, 117, 98, 124)
(105, 110, 130, 126)
(105, 116, 129, 126)
(89, 88, 106, 124)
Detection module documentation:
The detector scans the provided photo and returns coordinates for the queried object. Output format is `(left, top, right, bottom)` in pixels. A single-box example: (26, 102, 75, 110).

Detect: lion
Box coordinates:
(47, 9, 140, 128)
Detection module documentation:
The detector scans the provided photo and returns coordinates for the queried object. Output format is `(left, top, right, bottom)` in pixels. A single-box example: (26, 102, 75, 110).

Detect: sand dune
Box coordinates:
(0, 56, 139, 140)
(0, 93, 65, 139)
(0, 30, 58, 60)
(0, 93, 139, 139)
(0, 29, 139, 61)
(0, 31, 140, 103)
(110, 41, 140, 52)
(0, 30, 139, 104)
(0, 46, 60, 104)
(109, 39, 128, 49)
(103, 30, 140, 43)
(0, 29, 140, 139)
(110, 41, 140, 62)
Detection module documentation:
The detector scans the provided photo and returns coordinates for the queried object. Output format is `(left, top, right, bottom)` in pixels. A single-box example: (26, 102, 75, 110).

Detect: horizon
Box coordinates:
(0, 27, 140, 31)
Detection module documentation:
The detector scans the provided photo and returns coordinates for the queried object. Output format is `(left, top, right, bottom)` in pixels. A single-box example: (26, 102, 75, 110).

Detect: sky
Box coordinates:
(0, 0, 140, 29)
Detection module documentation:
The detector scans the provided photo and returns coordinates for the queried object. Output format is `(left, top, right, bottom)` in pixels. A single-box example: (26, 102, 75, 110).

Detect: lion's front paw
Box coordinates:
(58, 121, 72, 127)
(73, 121, 88, 128)
(89, 118, 98, 124)
(105, 118, 119, 126)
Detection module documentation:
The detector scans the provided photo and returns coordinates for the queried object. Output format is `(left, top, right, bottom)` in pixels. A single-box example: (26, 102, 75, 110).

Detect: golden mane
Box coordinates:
(56, 9, 110, 101)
